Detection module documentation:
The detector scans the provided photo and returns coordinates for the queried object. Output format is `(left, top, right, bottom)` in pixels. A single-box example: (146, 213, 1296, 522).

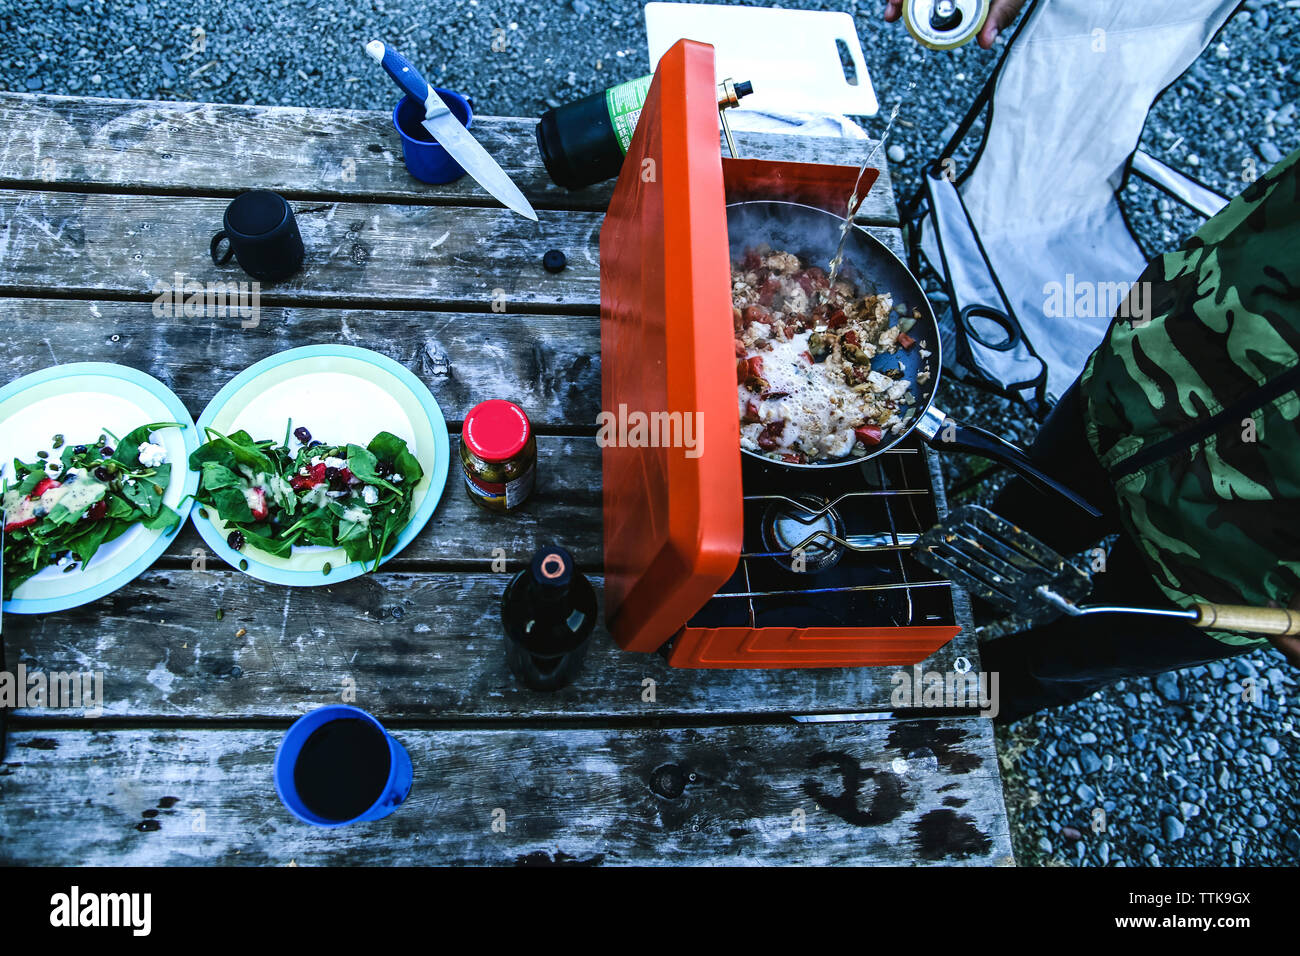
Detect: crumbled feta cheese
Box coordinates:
(392, 474, 403, 483)
(361, 485, 379, 505)
(310, 456, 323, 466)
(324, 456, 346, 470)
(137, 441, 167, 468)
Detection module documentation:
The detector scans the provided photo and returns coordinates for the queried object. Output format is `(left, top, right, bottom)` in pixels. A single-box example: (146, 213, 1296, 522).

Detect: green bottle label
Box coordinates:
(605, 74, 653, 155)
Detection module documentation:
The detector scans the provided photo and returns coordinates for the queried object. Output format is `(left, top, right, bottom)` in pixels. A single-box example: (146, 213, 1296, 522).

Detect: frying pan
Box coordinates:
(727, 200, 1099, 517)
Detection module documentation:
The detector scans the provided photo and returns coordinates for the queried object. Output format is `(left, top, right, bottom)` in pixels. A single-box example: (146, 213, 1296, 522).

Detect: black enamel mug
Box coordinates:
(210, 190, 305, 282)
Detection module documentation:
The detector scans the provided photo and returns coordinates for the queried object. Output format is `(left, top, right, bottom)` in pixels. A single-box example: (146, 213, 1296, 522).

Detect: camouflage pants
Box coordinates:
(981, 383, 1254, 724)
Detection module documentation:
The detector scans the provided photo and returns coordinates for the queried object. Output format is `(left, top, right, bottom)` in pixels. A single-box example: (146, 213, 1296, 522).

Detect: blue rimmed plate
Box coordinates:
(190, 345, 450, 586)
(0, 363, 200, 614)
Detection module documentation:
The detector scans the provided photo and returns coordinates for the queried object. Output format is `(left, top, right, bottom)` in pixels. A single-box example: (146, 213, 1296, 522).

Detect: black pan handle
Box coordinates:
(917, 406, 1102, 518)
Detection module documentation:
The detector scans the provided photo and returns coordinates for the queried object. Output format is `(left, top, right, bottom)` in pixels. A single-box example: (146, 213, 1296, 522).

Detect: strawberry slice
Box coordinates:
(31, 477, 61, 498)
(290, 462, 328, 491)
(3, 515, 36, 532)
(243, 486, 269, 521)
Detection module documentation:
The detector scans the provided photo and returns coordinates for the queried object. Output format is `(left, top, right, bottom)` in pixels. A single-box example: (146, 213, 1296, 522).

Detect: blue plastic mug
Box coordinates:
(392, 90, 474, 185)
(274, 705, 413, 827)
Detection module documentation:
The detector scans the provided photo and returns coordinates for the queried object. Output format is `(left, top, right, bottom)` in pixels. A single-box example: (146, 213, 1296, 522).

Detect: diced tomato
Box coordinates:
(783, 326, 795, 340)
(898, 331, 916, 350)
(780, 452, 806, 464)
(736, 359, 749, 384)
(732, 306, 743, 332)
(842, 330, 859, 346)
(758, 276, 782, 306)
(745, 355, 764, 379)
(289, 462, 328, 492)
(86, 500, 108, 521)
(855, 425, 884, 446)
(735, 339, 747, 358)
(800, 350, 814, 365)
(31, 477, 61, 498)
(743, 304, 774, 326)
(827, 309, 847, 330)
(756, 419, 786, 451)
(742, 399, 760, 424)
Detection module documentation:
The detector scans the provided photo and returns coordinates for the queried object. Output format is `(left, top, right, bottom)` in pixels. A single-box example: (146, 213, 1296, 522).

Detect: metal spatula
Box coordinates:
(914, 505, 1300, 638)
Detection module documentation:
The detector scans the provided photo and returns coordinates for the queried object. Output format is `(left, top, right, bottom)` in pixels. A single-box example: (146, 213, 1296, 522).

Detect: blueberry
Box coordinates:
(74, 445, 87, 455)
(101, 446, 114, 457)
(543, 249, 567, 273)
(93, 466, 112, 481)
(376, 460, 394, 478)
(294, 427, 312, 444)
(308, 440, 323, 449)
(227, 530, 245, 551)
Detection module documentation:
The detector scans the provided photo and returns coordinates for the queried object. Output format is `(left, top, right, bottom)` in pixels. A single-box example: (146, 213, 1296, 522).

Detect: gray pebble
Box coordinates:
(1155, 672, 1182, 702)
(1261, 736, 1281, 756)
(887, 144, 906, 163)
(1162, 816, 1186, 841)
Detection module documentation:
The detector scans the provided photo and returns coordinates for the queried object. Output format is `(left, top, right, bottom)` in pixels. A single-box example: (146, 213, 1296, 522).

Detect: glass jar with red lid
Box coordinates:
(460, 400, 537, 512)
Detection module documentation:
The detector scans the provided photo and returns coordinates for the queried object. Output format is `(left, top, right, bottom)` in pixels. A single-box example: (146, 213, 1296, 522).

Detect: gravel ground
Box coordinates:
(2, 0, 1298, 867)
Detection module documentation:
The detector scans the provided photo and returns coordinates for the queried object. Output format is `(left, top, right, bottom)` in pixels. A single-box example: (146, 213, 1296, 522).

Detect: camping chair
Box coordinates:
(902, 0, 1240, 415)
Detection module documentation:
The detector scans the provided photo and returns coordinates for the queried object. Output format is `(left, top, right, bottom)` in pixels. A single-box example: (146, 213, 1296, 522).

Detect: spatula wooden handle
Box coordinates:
(1194, 603, 1300, 636)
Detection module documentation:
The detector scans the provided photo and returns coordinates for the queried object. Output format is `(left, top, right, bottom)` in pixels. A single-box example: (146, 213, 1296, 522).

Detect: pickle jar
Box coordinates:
(460, 400, 537, 512)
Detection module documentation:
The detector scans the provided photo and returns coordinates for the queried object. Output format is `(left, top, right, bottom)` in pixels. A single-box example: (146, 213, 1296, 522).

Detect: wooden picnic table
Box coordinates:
(0, 91, 1011, 866)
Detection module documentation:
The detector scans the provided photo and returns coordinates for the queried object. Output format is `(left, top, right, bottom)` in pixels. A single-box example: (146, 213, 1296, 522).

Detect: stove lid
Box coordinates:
(599, 39, 744, 652)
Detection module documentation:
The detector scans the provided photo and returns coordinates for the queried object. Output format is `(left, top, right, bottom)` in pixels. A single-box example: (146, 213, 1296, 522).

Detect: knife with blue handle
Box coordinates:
(366, 40, 538, 221)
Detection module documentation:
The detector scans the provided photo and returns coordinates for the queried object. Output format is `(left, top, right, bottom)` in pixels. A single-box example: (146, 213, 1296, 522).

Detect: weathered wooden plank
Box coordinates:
(0, 190, 905, 309)
(0, 722, 1012, 865)
(0, 298, 602, 427)
(4, 566, 977, 719)
(0, 92, 899, 224)
(0, 188, 601, 310)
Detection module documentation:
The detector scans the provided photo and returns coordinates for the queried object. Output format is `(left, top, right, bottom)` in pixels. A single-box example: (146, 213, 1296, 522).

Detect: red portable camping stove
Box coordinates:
(599, 40, 960, 668)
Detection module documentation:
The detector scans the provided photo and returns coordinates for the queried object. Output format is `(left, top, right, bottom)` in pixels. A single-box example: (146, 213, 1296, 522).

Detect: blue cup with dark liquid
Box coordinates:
(392, 89, 474, 185)
(274, 705, 413, 827)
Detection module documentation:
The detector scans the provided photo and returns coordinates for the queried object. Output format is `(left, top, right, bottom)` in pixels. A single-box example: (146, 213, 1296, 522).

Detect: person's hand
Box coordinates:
(883, 0, 1028, 50)
(1266, 592, 1300, 668)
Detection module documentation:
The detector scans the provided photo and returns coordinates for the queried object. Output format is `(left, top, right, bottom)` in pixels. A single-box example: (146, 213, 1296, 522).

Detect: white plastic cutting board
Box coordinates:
(645, 2, 879, 117)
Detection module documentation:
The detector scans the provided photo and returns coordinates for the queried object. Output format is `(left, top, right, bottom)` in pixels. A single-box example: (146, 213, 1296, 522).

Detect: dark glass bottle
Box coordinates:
(534, 75, 652, 189)
(501, 545, 598, 691)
